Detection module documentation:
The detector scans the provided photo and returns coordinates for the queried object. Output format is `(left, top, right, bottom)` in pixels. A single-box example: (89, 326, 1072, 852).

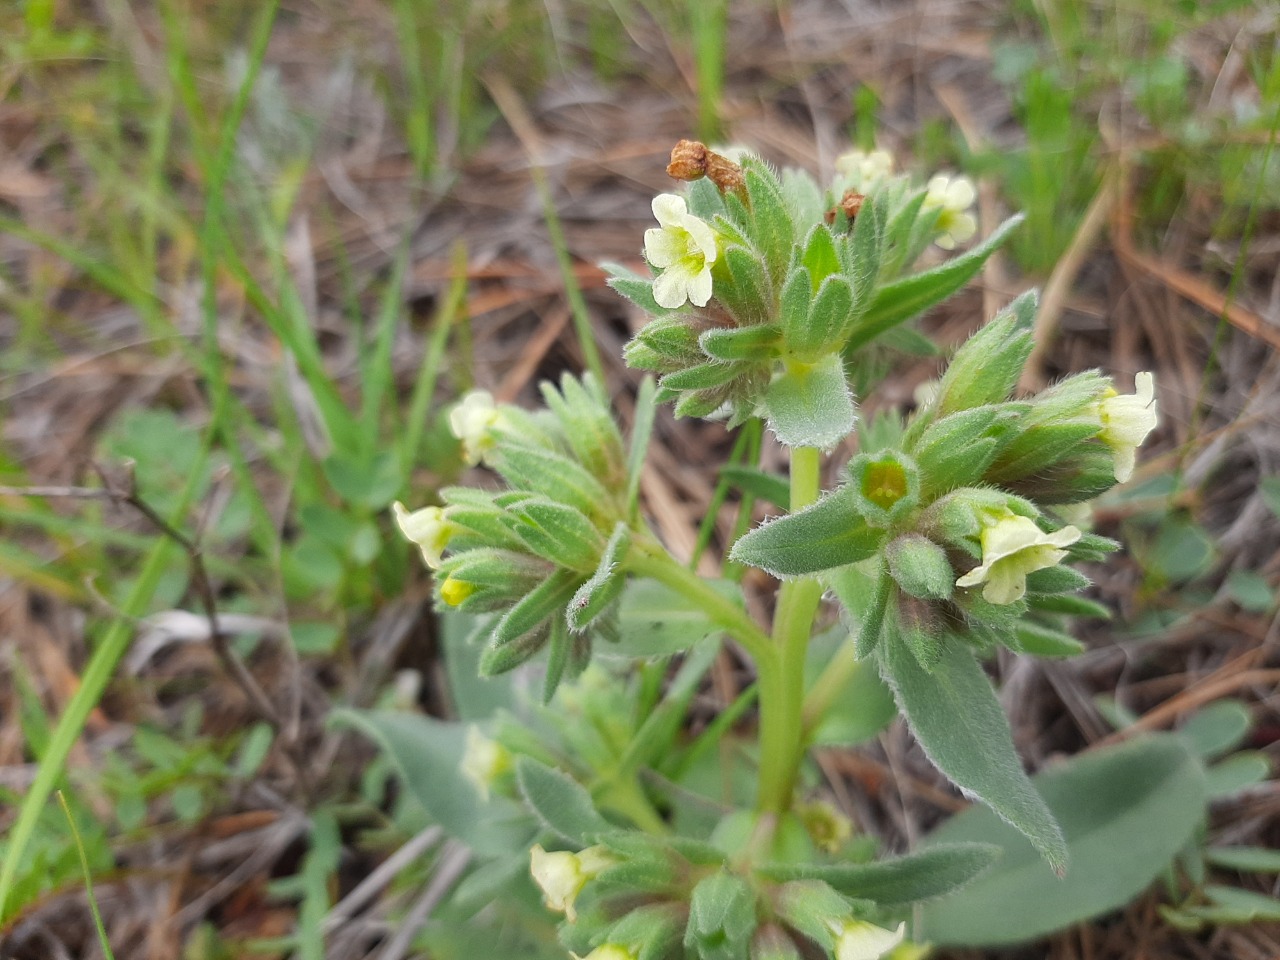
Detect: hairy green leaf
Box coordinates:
(880, 638, 1067, 871)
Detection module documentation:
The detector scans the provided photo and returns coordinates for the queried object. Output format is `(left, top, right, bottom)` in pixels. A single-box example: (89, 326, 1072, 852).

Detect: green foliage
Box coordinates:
(331, 709, 532, 857)
(879, 639, 1067, 871)
(762, 843, 1000, 906)
(919, 735, 1208, 946)
(516, 758, 614, 844)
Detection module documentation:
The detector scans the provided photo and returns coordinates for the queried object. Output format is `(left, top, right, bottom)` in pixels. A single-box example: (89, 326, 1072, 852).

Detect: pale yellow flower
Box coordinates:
(830, 919, 907, 960)
(530, 844, 614, 922)
(924, 174, 978, 250)
(644, 193, 719, 309)
(449, 390, 505, 465)
(1097, 371, 1158, 483)
(392, 501, 453, 569)
(956, 514, 1082, 605)
(836, 148, 894, 188)
(459, 726, 510, 801)
(572, 946, 638, 960)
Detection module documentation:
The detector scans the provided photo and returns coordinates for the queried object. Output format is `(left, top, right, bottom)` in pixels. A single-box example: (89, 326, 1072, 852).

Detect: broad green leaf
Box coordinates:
(1203, 751, 1271, 798)
(509, 499, 605, 572)
(880, 639, 1067, 872)
(1145, 515, 1216, 583)
(440, 610, 511, 721)
(931, 290, 1036, 417)
(848, 214, 1024, 351)
(761, 842, 1000, 906)
(1226, 569, 1275, 612)
(1178, 699, 1252, 759)
(330, 709, 530, 856)
(609, 579, 739, 658)
(515, 757, 613, 845)
(918, 734, 1206, 946)
(730, 490, 881, 578)
(763, 354, 856, 450)
(491, 445, 612, 520)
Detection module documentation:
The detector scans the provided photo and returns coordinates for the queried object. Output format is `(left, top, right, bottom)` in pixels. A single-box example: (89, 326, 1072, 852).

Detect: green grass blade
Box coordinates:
(57, 791, 116, 960)
(401, 242, 468, 478)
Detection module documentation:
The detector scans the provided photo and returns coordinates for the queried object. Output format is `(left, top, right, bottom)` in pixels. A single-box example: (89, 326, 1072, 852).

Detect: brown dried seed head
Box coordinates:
(667, 139, 710, 181)
(667, 139, 745, 196)
(825, 189, 866, 226)
(705, 151, 745, 195)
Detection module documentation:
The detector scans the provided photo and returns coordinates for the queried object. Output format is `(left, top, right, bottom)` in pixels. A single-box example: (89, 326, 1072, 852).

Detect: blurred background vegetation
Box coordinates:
(0, 0, 1277, 957)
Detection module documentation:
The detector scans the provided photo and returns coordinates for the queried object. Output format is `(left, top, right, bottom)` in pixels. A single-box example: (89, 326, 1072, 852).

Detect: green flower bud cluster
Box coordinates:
(397, 373, 642, 699)
(608, 144, 1012, 450)
(733, 290, 1158, 671)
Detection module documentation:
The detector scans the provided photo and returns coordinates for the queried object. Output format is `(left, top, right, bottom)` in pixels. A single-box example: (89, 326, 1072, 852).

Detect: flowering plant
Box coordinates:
(377, 140, 1165, 959)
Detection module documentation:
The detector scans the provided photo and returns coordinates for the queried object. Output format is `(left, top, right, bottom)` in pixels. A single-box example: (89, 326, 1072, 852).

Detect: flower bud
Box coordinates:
(459, 726, 511, 801)
(530, 844, 615, 922)
(835, 148, 893, 190)
(830, 919, 907, 960)
(885, 534, 954, 601)
(666, 139, 746, 195)
(439, 575, 477, 607)
(1096, 371, 1158, 483)
(923, 173, 977, 249)
(450, 390, 506, 466)
(393, 501, 454, 569)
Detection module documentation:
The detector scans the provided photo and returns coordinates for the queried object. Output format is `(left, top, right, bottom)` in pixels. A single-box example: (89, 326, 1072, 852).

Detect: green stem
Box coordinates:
(599, 776, 670, 835)
(756, 446, 825, 815)
(801, 633, 861, 734)
(624, 538, 773, 666)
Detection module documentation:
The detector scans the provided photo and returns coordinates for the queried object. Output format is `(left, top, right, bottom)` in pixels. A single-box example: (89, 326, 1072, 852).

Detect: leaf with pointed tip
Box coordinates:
(760, 843, 1001, 906)
(731, 488, 882, 578)
(719, 465, 790, 510)
(849, 214, 1025, 351)
(879, 637, 1067, 872)
(330, 709, 531, 856)
(516, 757, 613, 845)
(919, 734, 1206, 946)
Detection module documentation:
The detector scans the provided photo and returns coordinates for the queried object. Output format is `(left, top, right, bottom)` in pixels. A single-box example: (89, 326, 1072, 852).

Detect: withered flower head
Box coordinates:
(667, 139, 745, 196)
